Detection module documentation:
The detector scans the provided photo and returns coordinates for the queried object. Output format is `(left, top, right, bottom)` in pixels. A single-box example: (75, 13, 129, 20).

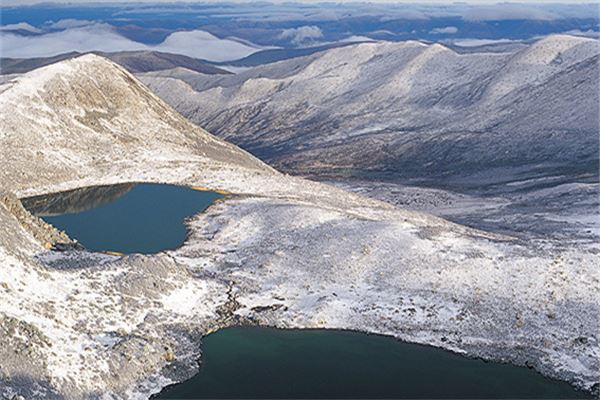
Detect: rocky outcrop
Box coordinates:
(0, 192, 72, 249)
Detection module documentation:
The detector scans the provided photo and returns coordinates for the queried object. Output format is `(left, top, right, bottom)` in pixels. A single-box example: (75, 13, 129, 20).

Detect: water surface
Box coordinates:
(21, 186, 591, 399)
(158, 327, 590, 399)
(22, 183, 222, 254)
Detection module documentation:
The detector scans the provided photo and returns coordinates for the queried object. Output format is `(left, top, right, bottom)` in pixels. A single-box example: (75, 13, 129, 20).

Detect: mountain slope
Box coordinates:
(0, 54, 268, 192)
(0, 50, 232, 75)
(0, 55, 598, 399)
(140, 35, 599, 189)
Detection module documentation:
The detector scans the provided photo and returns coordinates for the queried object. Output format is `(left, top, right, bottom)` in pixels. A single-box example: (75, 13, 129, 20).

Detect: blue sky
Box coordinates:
(3, 0, 599, 4)
(1, 0, 597, 61)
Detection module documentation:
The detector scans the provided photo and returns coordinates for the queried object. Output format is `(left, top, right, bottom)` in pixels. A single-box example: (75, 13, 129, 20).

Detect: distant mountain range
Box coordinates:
(213, 42, 363, 67)
(0, 50, 231, 75)
(139, 34, 599, 192)
(0, 44, 371, 75)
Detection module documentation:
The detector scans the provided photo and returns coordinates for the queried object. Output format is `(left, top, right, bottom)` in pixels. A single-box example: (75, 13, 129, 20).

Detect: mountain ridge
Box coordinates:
(0, 53, 272, 193)
(139, 34, 599, 189)
(0, 50, 232, 76)
(0, 50, 598, 400)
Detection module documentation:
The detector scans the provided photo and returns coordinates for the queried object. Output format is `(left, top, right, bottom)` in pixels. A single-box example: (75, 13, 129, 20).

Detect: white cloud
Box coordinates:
(45, 19, 96, 30)
(0, 24, 262, 62)
(379, 9, 429, 21)
(430, 26, 458, 34)
(452, 38, 520, 47)
(1, 23, 146, 58)
(279, 25, 323, 45)
(463, 5, 559, 21)
(562, 29, 600, 38)
(0, 22, 42, 34)
(157, 30, 262, 60)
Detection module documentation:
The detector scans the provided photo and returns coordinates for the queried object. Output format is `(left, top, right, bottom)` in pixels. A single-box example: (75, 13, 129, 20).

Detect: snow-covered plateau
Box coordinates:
(0, 54, 598, 399)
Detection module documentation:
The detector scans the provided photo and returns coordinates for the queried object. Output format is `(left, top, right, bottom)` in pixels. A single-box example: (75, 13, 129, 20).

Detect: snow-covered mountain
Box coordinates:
(0, 54, 270, 193)
(140, 34, 599, 189)
(1, 50, 232, 75)
(1, 54, 598, 399)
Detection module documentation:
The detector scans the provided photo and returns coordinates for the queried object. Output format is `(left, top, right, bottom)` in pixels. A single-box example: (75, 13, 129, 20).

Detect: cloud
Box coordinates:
(0, 23, 146, 58)
(340, 35, 374, 43)
(0, 24, 262, 62)
(429, 26, 458, 34)
(279, 25, 323, 45)
(157, 30, 262, 61)
(463, 5, 559, 21)
(561, 29, 600, 38)
(451, 38, 520, 47)
(379, 9, 429, 21)
(45, 19, 96, 30)
(0, 22, 42, 34)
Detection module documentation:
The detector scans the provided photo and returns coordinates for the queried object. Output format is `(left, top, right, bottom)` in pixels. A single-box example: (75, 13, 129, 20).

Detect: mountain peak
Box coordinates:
(0, 54, 272, 191)
(518, 34, 599, 64)
(0, 54, 126, 104)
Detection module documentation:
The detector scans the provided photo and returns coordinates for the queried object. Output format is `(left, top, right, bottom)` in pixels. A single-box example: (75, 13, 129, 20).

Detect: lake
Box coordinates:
(157, 327, 590, 399)
(21, 184, 590, 399)
(22, 183, 223, 254)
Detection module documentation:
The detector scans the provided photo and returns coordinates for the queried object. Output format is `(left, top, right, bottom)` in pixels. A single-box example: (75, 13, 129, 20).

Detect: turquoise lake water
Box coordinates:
(22, 183, 222, 254)
(157, 327, 590, 399)
(22, 185, 590, 399)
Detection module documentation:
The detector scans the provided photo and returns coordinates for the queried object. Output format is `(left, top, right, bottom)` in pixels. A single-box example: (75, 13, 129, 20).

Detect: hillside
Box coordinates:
(139, 35, 600, 189)
(0, 54, 266, 193)
(0, 50, 231, 75)
(0, 55, 598, 399)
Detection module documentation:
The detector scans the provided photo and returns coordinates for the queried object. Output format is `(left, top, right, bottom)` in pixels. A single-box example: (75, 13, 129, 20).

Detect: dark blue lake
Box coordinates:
(21, 185, 591, 399)
(22, 183, 222, 254)
(157, 327, 590, 399)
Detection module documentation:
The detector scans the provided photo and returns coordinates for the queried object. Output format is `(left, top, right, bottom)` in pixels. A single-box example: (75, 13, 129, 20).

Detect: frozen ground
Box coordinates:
(0, 55, 598, 399)
(325, 178, 600, 245)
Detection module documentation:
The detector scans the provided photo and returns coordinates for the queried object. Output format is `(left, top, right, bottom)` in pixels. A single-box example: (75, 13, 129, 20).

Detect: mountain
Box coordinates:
(139, 34, 599, 191)
(98, 51, 231, 74)
(0, 55, 598, 399)
(0, 54, 267, 193)
(214, 41, 363, 67)
(0, 50, 232, 75)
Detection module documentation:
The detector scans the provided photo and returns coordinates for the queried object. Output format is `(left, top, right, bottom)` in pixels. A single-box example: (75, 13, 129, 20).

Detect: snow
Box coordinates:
(0, 51, 598, 399)
(138, 35, 599, 192)
(160, 280, 225, 320)
(0, 27, 263, 62)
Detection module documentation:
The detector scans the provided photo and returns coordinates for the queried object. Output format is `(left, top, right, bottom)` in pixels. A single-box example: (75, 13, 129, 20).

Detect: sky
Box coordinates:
(0, 24, 265, 60)
(2, 0, 599, 4)
(1, 0, 597, 61)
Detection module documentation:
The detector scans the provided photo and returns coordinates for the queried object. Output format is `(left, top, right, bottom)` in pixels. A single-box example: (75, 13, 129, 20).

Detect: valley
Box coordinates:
(0, 34, 598, 400)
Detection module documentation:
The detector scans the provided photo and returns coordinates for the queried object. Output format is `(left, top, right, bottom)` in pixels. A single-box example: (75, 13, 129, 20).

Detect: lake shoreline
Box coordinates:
(154, 326, 593, 399)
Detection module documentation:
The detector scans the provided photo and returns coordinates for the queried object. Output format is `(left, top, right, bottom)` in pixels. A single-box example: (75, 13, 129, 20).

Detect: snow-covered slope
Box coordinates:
(140, 35, 599, 188)
(0, 54, 271, 193)
(0, 55, 598, 399)
(1, 50, 232, 75)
